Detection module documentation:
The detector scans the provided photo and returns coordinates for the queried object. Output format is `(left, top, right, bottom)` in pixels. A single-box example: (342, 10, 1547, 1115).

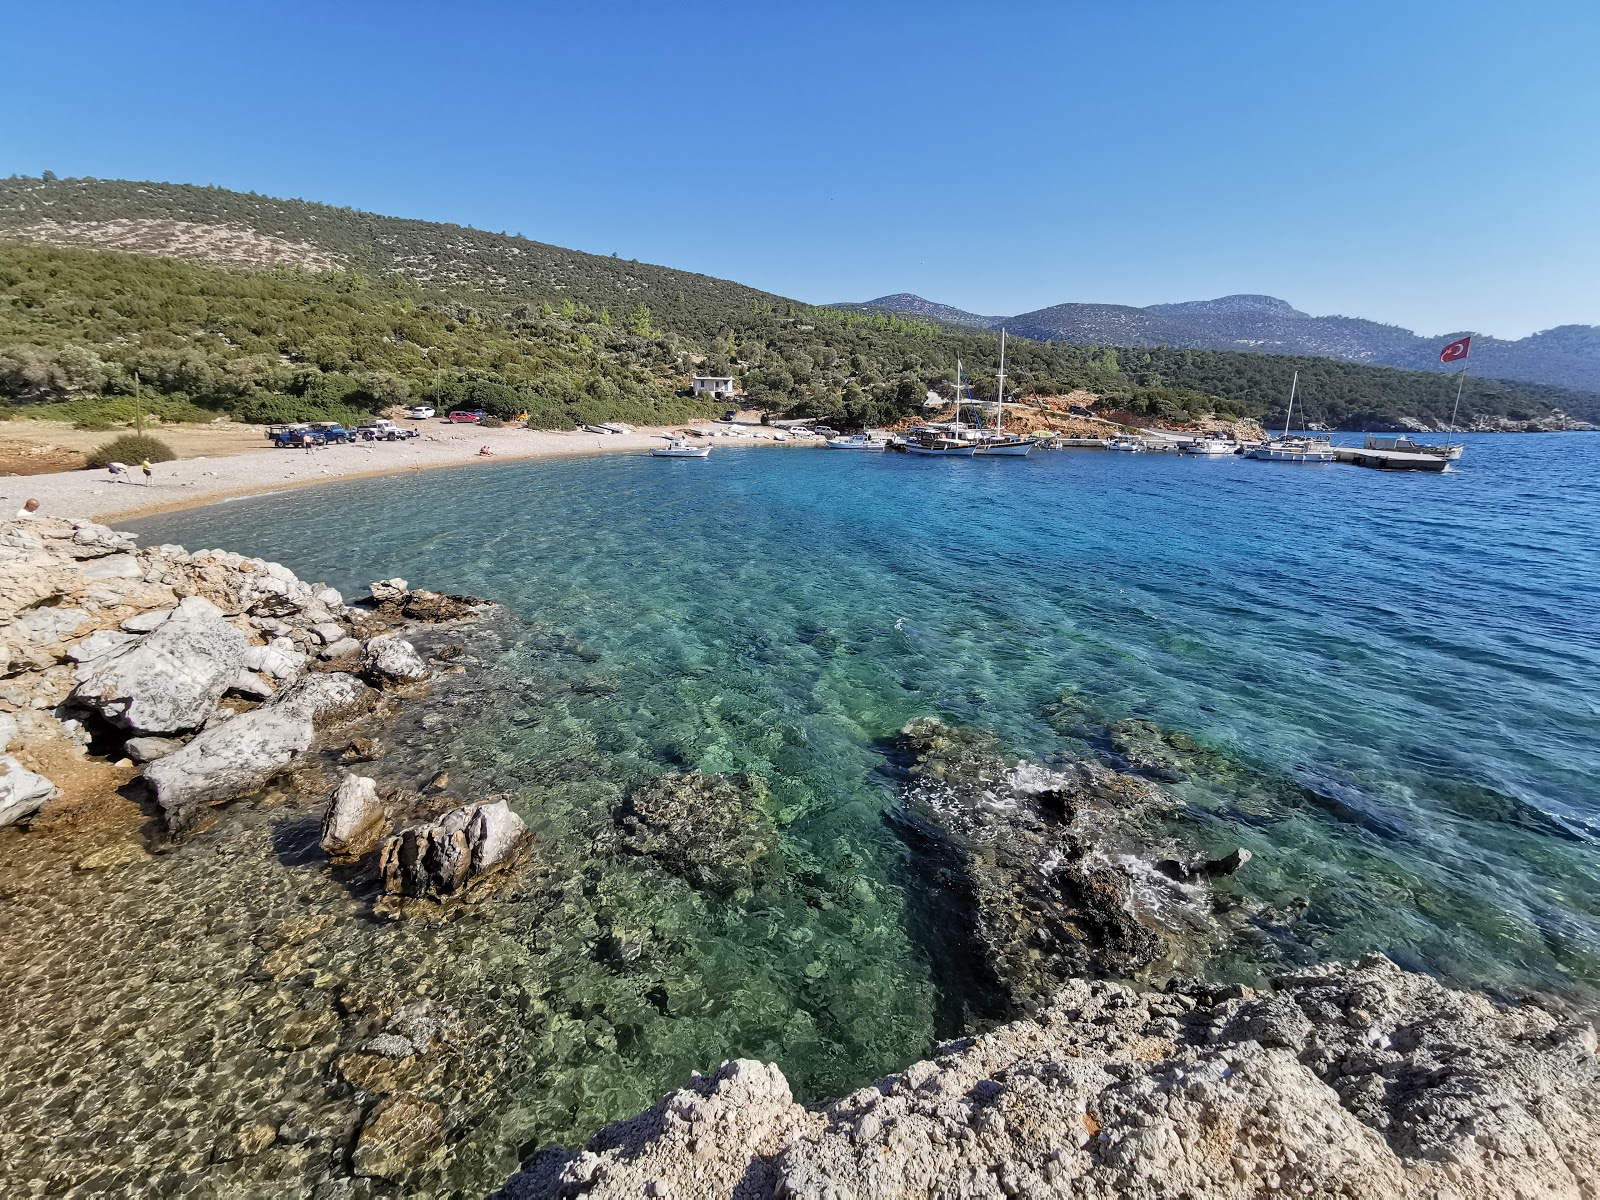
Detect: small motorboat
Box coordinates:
(1103, 437, 1146, 452)
(651, 439, 711, 458)
(1180, 437, 1238, 456)
(825, 433, 888, 450)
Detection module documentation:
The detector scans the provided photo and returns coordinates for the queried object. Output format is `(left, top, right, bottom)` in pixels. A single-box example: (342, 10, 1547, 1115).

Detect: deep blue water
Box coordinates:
(127, 433, 1600, 1010)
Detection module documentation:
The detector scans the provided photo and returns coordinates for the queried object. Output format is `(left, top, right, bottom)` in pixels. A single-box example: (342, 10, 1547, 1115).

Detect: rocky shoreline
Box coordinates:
(3, 514, 1597, 1198)
(500, 954, 1599, 1199)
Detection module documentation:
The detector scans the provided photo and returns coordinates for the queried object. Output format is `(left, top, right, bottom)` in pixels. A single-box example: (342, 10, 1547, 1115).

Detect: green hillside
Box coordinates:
(1, 175, 1594, 432)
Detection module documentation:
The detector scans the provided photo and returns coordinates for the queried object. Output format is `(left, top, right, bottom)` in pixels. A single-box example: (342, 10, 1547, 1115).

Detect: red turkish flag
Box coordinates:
(1440, 336, 1471, 363)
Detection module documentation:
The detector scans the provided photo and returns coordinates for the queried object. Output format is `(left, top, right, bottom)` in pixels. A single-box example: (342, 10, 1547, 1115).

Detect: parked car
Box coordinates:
(409, 406, 436, 420)
(357, 419, 420, 442)
(722, 409, 739, 422)
(307, 421, 356, 444)
(447, 410, 487, 423)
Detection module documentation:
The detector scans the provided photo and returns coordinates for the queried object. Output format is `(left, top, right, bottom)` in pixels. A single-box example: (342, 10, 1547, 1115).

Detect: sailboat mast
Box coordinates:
(996, 329, 1007, 435)
(954, 359, 963, 438)
(1283, 370, 1298, 438)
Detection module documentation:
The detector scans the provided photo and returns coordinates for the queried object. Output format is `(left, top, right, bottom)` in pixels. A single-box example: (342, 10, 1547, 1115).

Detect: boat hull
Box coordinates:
(902, 444, 976, 456)
(651, 447, 711, 458)
(1243, 448, 1335, 463)
(972, 441, 1033, 456)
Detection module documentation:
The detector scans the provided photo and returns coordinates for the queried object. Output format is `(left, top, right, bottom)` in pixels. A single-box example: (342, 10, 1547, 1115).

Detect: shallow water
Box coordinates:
(11, 432, 1600, 1194)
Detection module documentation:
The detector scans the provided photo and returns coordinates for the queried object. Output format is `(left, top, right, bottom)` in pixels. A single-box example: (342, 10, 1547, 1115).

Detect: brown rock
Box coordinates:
(352, 1094, 446, 1180)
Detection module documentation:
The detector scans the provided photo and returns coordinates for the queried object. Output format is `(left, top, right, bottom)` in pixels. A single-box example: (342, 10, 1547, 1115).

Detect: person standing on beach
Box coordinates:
(140, 458, 153, 485)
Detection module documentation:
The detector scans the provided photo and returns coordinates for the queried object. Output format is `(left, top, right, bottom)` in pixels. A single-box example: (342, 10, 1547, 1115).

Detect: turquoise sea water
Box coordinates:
(122, 433, 1600, 1175)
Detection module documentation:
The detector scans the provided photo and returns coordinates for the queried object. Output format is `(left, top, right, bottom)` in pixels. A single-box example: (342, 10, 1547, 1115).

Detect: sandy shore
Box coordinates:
(0, 420, 800, 523)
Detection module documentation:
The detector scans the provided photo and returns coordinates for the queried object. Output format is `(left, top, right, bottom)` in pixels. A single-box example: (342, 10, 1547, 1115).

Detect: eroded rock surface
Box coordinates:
(888, 718, 1224, 1013)
(500, 955, 1600, 1200)
(378, 799, 530, 900)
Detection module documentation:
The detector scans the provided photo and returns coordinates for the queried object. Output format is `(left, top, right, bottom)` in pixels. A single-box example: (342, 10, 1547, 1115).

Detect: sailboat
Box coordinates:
(895, 358, 976, 455)
(972, 329, 1034, 456)
(1243, 371, 1336, 463)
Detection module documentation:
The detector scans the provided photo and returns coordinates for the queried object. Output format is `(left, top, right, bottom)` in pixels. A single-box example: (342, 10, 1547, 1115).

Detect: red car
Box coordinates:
(447, 410, 487, 423)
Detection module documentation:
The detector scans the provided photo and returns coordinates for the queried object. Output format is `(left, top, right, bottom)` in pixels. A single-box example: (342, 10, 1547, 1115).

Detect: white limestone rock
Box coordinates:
(320, 774, 387, 857)
(0, 754, 61, 826)
(72, 595, 248, 733)
(362, 635, 428, 684)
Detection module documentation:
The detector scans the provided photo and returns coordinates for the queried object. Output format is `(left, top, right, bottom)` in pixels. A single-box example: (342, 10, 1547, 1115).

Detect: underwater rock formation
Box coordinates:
(499, 955, 1600, 1199)
(614, 770, 782, 895)
(888, 718, 1225, 1012)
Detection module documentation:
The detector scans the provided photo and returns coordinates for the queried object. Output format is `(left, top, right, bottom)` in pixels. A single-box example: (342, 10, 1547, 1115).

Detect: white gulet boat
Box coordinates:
(971, 332, 1034, 457)
(651, 438, 711, 458)
(1242, 371, 1336, 463)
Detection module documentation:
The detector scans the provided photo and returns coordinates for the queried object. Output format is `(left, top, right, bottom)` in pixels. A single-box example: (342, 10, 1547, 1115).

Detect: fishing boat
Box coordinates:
(651, 439, 711, 458)
(825, 432, 889, 450)
(1242, 371, 1336, 463)
(1103, 436, 1146, 452)
(971, 332, 1034, 457)
(1180, 436, 1238, 456)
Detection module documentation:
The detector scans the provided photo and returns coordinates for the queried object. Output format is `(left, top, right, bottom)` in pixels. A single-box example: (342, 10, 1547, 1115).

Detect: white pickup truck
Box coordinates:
(357, 419, 420, 442)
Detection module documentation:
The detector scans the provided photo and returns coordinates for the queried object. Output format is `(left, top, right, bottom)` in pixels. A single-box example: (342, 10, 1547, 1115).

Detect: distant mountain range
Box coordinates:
(839, 293, 1600, 394)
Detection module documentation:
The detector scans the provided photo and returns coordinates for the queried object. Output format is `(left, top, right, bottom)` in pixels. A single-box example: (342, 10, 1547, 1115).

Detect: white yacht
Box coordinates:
(1104, 436, 1146, 452)
(1181, 436, 1239, 456)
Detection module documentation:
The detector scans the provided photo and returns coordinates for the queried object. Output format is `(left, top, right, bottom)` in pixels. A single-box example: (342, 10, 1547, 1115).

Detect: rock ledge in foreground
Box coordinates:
(498, 955, 1600, 1200)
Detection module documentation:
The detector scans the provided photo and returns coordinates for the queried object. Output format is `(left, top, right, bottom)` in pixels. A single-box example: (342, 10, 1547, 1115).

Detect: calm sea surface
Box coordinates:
(121, 431, 1600, 1173)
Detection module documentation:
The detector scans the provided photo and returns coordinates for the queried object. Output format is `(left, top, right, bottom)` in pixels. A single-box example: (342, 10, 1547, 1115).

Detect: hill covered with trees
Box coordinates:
(1, 176, 1595, 433)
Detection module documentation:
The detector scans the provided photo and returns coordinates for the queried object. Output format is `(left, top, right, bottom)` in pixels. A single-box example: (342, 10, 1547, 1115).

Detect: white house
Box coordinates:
(691, 375, 736, 399)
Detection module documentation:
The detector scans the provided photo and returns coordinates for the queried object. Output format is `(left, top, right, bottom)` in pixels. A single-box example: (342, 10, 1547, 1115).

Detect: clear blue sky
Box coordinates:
(4, 1, 1596, 338)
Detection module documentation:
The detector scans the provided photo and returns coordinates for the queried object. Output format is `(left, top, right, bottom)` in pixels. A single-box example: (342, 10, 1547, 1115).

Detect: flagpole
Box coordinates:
(1448, 364, 1467, 435)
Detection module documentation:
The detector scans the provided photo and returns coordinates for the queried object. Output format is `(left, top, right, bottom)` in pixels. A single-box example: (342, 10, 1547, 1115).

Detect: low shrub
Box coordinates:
(84, 433, 176, 469)
(478, 415, 504, 428)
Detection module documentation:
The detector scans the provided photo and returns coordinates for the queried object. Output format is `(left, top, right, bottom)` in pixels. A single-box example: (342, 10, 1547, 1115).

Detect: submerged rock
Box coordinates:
(321, 774, 387, 858)
(71, 595, 247, 734)
(501, 955, 1600, 1200)
(377, 799, 529, 900)
(888, 718, 1224, 1012)
(353, 1093, 446, 1180)
(615, 771, 781, 895)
